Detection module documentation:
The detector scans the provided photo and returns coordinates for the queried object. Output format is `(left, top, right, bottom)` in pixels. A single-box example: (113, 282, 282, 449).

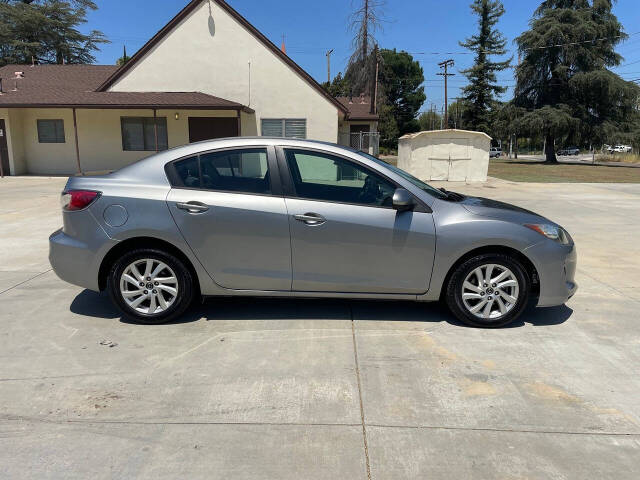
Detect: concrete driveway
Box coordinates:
(1, 176, 639, 479)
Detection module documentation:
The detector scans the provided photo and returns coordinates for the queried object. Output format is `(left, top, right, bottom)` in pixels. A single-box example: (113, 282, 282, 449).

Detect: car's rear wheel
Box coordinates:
(445, 253, 530, 328)
(108, 248, 194, 324)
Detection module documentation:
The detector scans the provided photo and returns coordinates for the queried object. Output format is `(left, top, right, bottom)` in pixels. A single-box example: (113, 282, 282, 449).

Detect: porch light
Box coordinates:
(175, 113, 180, 120)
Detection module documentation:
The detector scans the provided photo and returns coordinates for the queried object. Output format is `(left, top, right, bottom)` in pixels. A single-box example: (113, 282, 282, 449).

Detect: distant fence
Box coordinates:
(339, 132, 380, 157)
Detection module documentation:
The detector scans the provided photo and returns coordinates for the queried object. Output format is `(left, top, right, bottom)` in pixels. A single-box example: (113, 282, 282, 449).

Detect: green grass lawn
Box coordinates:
(489, 159, 640, 183)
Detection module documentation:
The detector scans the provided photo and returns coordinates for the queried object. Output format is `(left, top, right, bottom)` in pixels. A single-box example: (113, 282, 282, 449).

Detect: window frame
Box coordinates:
(276, 146, 432, 213)
(120, 116, 168, 152)
(261, 118, 307, 139)
(37, 119, 65, 144)
(164, 145, 282, 198)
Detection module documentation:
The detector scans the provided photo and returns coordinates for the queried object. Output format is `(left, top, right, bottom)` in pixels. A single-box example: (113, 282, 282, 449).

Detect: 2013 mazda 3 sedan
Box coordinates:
(49, 138, 577, 327)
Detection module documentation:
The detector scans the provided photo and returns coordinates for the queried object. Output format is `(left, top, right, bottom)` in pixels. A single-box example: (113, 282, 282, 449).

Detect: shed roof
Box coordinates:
(400, 129, 492, 141)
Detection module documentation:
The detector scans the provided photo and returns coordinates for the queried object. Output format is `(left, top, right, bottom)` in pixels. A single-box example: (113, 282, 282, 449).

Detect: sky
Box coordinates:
(87, 0, 640, 114)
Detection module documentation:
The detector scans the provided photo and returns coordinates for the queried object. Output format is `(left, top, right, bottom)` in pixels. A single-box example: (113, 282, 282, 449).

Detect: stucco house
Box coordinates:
(0, 0, 378, 176)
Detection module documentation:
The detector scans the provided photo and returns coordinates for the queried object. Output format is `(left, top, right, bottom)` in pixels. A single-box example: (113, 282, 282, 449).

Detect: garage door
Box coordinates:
(188, 117, 238, 143)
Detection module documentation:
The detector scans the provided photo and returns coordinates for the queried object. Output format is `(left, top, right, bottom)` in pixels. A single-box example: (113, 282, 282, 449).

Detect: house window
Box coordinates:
(261, 119, 306, 139)
(121, 117, 168, 151)
(37, 119, 65, 143)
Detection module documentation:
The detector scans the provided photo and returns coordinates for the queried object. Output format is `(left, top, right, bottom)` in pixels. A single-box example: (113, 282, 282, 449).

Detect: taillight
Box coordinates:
(61, 190, 101, 211)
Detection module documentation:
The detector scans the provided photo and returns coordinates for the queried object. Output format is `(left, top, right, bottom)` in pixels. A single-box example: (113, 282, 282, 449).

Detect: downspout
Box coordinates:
(72, 108, 83, 175)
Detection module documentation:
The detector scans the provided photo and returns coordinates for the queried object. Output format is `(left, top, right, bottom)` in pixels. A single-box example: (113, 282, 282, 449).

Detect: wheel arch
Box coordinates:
(98, 236, 201, 296)
(439, 245, 539, 301)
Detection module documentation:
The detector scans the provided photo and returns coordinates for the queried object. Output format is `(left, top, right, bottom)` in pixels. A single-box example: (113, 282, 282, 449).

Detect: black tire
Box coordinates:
(108, 248, 195, 324)
(445, 253, 530, 328)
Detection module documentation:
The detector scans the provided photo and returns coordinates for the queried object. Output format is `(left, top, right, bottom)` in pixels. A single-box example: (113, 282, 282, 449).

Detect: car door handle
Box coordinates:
(294, 213, 326, 225)
(176, 201, 209, 213)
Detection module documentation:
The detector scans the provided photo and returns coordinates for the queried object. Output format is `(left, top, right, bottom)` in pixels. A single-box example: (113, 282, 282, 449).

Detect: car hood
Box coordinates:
(459, 196, 550, 224)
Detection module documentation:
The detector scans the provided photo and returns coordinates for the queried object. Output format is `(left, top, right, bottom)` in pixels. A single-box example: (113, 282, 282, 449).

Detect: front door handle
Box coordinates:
(294, 213, 326, 225)
(176, 201, 209, 213)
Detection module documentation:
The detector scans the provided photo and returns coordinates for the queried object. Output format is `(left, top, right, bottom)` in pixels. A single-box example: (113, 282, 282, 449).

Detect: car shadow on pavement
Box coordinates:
(70, 289, 573, 328)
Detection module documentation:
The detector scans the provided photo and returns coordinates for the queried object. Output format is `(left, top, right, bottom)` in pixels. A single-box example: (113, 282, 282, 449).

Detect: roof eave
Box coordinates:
(0, 103, 253, 112)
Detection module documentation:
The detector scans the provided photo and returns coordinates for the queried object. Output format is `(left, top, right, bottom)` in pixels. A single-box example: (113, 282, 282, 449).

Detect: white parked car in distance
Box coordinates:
(613, 145, 632, 153)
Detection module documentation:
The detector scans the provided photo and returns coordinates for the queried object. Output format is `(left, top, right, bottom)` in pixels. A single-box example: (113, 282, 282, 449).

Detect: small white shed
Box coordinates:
(398, 129, 492, 182)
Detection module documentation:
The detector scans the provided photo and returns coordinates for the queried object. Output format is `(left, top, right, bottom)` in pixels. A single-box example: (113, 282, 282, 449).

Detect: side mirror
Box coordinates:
(392, 188, 414, 212)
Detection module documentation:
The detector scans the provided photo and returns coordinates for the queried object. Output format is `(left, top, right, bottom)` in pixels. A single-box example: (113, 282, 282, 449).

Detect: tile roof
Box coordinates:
(0, 64, 252, 111)
(337, 96, 379, 121)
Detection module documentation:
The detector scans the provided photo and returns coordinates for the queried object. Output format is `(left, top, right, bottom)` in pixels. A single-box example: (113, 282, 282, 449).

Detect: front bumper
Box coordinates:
(525, 240, 578, 307)
(49, 228, 115, 291)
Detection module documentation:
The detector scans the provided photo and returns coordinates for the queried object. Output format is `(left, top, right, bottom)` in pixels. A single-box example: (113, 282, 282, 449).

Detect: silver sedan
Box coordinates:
(49, 138, 577, 327)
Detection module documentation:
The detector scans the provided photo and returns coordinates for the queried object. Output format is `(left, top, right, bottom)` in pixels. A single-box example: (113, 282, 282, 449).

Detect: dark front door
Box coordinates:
(0, 119, 10, 176)
(188, 117, 238, 143)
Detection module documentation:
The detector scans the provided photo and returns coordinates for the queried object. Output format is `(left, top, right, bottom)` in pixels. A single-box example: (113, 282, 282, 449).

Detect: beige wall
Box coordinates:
(5, 107, 243, 175)
(109, 0, 339, 142)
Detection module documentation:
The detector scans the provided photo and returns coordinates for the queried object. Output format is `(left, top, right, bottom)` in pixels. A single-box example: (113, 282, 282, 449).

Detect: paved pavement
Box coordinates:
(1, 176, 639, 479)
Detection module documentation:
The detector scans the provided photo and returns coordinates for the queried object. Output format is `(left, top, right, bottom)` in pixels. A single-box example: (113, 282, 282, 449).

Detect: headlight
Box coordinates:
(524, 223, 571, 244)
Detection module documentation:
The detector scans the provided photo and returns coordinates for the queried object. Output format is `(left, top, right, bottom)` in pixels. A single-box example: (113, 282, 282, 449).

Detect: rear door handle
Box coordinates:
(294, 213, 326, 225)
(176, 201, 209, 213)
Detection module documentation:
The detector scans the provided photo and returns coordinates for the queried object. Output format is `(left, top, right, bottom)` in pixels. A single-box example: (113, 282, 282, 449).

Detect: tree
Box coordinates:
(116, 45, 131, 66)
(514, 0, 640, 163)
(0, 0, 107, 66)
(459, 0, 511, 135)
(345, 0, 385, 98)
(418, 109, 442, 131)
(321, 71, 352, 97)
(377, 49, 426, 147)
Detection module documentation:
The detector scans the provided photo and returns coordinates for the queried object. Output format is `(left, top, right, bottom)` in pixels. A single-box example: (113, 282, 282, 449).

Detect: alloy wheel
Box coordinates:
(119, 258, 179, 315)
(461, 264, 520, 320)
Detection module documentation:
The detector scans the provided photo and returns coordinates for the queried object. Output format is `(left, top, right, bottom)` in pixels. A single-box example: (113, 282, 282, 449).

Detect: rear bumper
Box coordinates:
(49, 228, 115, 291)
(525, 240, 578, 307)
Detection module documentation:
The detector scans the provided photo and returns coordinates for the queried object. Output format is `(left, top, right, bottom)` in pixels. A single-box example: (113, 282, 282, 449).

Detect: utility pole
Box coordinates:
(437, 59, 455, 129)
(440, 105, 444, 130)
(372, 47, 379, 115)
(325, 49, 334, 83)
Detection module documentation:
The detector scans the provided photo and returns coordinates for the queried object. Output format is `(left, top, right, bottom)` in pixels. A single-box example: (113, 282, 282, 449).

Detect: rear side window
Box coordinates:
(170, 148, 271, 195)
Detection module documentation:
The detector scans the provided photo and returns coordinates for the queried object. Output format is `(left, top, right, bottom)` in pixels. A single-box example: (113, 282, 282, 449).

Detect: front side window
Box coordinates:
(37, 119, 65, 143)
(171, 148, 271, 195)
(285, 149, 396, 207)
(121, 117, 168, 151)
(261, 119, 306, 139)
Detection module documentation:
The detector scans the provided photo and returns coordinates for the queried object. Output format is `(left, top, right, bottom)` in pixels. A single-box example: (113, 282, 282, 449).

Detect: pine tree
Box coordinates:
(0, 0, 107, 66)
(514, 0, 640, 163)
(116, 45, 131, 66)
(459, 0, 511, 135)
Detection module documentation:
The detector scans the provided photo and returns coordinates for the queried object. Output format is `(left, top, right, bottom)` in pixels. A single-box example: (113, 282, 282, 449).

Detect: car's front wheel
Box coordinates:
(108, 248, 195, 324)
(445, 253, 530, 328)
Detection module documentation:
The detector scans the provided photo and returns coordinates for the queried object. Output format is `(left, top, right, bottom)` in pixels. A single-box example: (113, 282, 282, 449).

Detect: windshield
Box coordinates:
(355, 151, 448, 199)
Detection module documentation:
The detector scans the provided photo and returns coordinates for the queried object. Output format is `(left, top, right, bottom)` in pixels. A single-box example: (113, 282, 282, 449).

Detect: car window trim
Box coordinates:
(276, 145, 431, 213)
(164, 145, 284, 197)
